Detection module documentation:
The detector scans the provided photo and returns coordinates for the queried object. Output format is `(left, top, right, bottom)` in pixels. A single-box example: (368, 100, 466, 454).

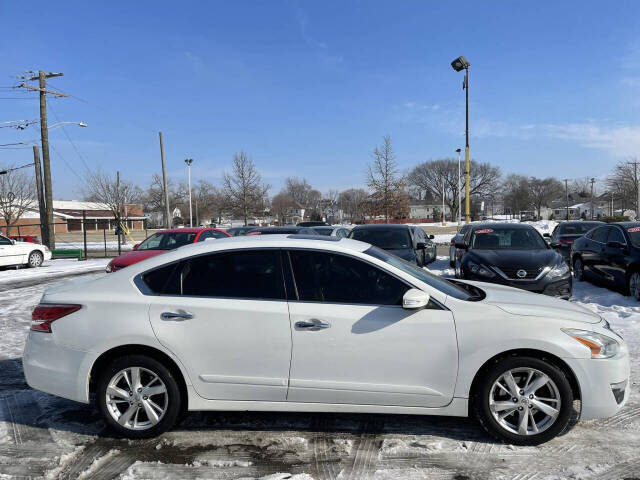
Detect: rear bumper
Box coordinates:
(564, 350, 630, 420)
(23, 331, 95, 404)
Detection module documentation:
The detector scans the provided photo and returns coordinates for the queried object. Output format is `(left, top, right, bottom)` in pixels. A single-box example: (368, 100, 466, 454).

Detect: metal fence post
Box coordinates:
(103, 228, 107, 257)
(82, 210, 88, 260)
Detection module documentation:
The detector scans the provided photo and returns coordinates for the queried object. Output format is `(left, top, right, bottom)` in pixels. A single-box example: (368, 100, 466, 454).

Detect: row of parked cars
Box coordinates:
(106, 222, 439, 272)
(448, 219, 640, 301)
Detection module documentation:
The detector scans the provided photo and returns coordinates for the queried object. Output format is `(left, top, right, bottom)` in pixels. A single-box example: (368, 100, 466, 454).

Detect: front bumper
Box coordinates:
(43, 250, 52, 261)
(564, 349, 630, 420)
(23, 330, 96, 404)
(464, 270, 573, 299)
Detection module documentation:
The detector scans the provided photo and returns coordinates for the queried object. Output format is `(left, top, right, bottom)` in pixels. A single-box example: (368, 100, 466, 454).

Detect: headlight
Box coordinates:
(563, 328, 620, 359)
(547, 261, 569, 278)
(468, 261, 495, 278)
(105, 262, 112, 273)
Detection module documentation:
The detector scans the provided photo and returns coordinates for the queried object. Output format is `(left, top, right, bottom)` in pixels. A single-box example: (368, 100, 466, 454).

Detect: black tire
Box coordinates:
(27, 250, 43, 268)
(573, 257, 584, 282)
(473, 356, 573, 446)
(627, 270, 640, 300)
(96, 355, 182, 438)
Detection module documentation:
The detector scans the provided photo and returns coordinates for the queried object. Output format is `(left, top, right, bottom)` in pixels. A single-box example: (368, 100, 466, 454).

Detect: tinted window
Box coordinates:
(349, 229, 412, 249)
(607, 227, 626, 244)
(470, 227, 546, 250)
(314, 228, 333, 236)
(558, 223, 602, 235)
(289, 250, 407, 305)
(591, 227, 609, 243)
(625, 224, 640, 247)
(365, 246, 473, 301)
(137, 232, 197, 250)
(0, 235, 11, 245)
(143, 250, 284, 299)
(197, 231, 211, 242)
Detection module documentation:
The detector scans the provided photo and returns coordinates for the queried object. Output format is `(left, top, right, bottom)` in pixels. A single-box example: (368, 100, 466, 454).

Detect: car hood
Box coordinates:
(462, 280, 600, 324)
(385, 248, 416, 261)
(111, 249, 165, 267)
(469, 248, 560, 269)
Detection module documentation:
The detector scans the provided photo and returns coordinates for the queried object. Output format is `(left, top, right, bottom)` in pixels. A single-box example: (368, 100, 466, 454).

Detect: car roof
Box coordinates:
(469, 222, 535, 230)
(252, 226, 304, 231)
(559, 221, 604, 225)
(351, 223, 410, 230)
(155, 227, 222, 234)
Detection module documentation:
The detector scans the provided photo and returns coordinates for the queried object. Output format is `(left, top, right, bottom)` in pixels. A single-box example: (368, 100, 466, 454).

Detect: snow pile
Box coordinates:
(0, 258, 109, 286)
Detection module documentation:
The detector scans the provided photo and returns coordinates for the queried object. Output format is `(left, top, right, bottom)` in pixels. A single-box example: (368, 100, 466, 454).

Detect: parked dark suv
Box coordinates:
(571, 222, 640, 300)
(348, 224, 435, 267)
(547, 221, 604, 262)
(455, 223, 571, 298)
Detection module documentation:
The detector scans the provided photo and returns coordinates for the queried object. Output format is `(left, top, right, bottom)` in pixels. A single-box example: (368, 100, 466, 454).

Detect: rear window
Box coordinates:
(626, 224, 640, 247)
(349, 229, 412, 249)
(558, 223, 601, 235)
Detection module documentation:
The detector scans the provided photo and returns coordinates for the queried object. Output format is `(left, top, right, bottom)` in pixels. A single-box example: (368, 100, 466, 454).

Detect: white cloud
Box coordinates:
(404, 101, 440, 111)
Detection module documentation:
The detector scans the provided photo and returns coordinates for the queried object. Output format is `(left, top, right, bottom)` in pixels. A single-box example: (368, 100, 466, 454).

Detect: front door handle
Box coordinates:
(295, 320, 331, 330)
(160, 311, 194, 321)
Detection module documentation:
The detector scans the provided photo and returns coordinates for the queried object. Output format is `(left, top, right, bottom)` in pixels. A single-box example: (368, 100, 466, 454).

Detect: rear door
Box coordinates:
(583, 226, 608, 278)
(146, 249, 292, 401)
(602, 226, 629, 287)
(285, 249, 458, 408)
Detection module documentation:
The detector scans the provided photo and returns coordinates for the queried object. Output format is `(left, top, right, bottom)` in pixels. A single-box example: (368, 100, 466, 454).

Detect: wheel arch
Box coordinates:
(88, 344, 189, 409)
(467, 348, 581, 415)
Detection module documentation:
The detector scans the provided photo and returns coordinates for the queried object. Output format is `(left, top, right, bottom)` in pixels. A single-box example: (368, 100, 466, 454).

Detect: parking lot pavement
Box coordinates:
(1, 269, 639, 479)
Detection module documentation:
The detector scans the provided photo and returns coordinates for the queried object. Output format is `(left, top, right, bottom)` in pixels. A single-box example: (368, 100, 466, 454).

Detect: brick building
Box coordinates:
(0, 200, 145, 236)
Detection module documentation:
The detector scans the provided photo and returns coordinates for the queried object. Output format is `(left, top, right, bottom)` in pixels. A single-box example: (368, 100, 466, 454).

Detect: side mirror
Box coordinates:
(416, 242, 426, 250)
(402, 288, 430, 310)
(550, 241, 561, 248)
(543, 233, 551, 238)
(428, 234, 434, 239)
(455, 242, 468, 250)
(133, 243, 140, 250)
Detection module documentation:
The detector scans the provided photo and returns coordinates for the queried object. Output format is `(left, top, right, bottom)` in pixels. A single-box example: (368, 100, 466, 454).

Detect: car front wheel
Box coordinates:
(27, 251, 44, 268)
(628, 271, 640, 300)
(97, 355, 182, 438)
(473, 356, 573, 445)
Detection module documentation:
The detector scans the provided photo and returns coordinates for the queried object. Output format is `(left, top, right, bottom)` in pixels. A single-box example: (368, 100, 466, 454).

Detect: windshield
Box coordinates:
(314, 228, 333, 236)
(365, 246, 473, 300)
(350, 229, 412, 249)
(470, 227, 547, 250)
(137, 232, 197, 250)
(626, 224, 640, 247)
(558, 223, 601, 235)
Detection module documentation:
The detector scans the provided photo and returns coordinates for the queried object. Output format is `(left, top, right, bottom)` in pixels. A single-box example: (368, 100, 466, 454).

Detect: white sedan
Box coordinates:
(23, 235, 629, 445)
(0, 234, 51, 267)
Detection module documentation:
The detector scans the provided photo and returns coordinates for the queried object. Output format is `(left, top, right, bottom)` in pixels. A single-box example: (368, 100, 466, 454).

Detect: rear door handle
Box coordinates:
(160, 311, 193, 321)
(295, 320, 331, 330)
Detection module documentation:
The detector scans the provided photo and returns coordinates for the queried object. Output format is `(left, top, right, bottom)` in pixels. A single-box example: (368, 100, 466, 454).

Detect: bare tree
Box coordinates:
(0, 165, 36, 235)
(407, 158, 501, 220)
(271, 192, 296, 225)
(338, 188, 368, 223)
(607, 161, 638, 213)
(84, 170, 142, 222)
(195, 180, 228, 224)
(366, 136, 406, 221)
(283, 177, 321, 218)
(528, 177, 564, 220)
(502, 174, 531, 218)
(222, 151, 270, 226)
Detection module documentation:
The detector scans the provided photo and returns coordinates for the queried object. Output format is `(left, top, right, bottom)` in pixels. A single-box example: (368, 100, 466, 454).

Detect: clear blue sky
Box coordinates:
(2, 0, 640, 199)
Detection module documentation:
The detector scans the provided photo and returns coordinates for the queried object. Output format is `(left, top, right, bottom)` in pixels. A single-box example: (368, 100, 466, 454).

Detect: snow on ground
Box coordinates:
(0, 260, 639, 479)
(55, 241, 134, 252)
(0, 258, 109, 286)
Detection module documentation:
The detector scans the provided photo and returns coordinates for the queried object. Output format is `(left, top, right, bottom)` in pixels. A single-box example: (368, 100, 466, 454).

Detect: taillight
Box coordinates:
(31, 304, 82, 333)
(247, 231, 261, 236)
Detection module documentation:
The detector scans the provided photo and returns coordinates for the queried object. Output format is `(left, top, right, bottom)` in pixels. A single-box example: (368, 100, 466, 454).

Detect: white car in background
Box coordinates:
(23, 235, 629, 445)
(0, 233, 51, 267)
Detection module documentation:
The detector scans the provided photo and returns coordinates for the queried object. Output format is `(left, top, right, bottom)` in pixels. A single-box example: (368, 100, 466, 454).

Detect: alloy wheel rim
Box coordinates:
(489, 367, 561, 436)
(30, 253, 42, 266)
(105, 366, 168, 430)
(631, 273, 640, 300)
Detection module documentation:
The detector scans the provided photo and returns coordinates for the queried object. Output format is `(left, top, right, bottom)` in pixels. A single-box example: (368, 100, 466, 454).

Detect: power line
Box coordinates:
(49, 103, 91, 172)
(49, 142, 83, 181)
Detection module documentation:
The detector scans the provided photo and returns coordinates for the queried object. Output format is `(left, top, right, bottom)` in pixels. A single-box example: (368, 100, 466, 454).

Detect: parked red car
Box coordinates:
(106, 228, 230, 272)
(9, 235, 41, 244)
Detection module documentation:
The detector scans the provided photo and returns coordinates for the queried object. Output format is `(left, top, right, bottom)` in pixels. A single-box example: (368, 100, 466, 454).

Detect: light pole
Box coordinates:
(456, 148, 462, 228)
(563, 178, 569, 220)
(451, 56, 471, 223)
(184, 158, 194, 227)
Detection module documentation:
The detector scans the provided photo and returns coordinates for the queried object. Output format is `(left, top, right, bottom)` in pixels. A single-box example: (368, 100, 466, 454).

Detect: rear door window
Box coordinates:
(591, 227, 609, 243)
(607, 227, 626, 244)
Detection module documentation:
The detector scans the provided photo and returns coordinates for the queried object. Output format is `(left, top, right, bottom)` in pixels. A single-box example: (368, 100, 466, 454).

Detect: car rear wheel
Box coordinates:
(473, 356, 573, 445)
(27, 251, 43, 268)
(573, 257, 584, 281)
(628, 271, 640, 300)
(97, 355, 181, 438)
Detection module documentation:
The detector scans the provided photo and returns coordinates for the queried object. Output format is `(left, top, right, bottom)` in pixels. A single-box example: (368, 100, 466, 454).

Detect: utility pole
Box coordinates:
(456, 148, 462, 227)
(630, 161, 640, 221)
(32, 146, 47, 244)
(442, 176, 445, 225)
(185, 158, 194, 227)
(563, 178, 569, 221)
(589, 177, 596, 219)
(159, 132, 171, 228)
(116, 171, 121, 255)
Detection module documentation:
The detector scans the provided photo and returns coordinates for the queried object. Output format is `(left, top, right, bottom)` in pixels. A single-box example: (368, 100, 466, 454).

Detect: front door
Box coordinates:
(146, 249, 292, 401)
(602, 226, 629, 288)
(285, 249, 458, 408)
(0, 235, 22, 266)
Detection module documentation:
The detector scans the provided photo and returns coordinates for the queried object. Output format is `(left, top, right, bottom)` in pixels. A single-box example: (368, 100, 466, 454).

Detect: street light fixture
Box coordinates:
(451, 55, 471, 223)
(185, 158, 194, 227)
(47, 121, 87, 131)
